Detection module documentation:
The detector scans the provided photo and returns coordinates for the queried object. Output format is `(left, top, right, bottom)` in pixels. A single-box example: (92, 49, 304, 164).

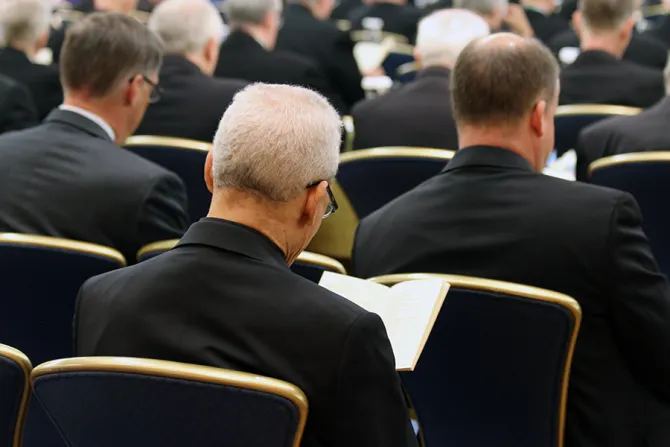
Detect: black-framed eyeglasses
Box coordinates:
(307, 181, 339, 218)
(129, 75, 163, 104)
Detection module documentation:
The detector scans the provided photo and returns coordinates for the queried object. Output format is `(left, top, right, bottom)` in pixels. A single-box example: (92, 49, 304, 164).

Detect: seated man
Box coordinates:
(0, 73, 38, 134)
(354, 33, 670, 447)
(574, 59, 670, 180)
(348, 0, 423, 43)
(351, 9, 489, 150)
(454, 0, 535, 37)
(559, 0, 664, 107)
(0, 0, 63, 120)
(75, 83, 418, 447)
(523, 0, 570, 44)
(0, 13, 188, 263)
(136, 0, 246, 142)
(214, 0, 346, 114)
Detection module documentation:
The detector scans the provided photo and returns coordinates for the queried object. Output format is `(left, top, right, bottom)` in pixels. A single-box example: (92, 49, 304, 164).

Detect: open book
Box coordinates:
(319, 272, 449, 371)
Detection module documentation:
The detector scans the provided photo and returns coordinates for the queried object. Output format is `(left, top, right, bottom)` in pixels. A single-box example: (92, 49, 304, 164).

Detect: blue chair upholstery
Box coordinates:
(554, 104, 641, 156)
(32, 357, 308, 447)
(382, 44, 415, 81)
(370, 274, 581, 447)
(338, 147, 454, 219)
(396, 61, 418, 84)
(0, 344, 30, 447)
(589, 152, 670, 277)
(124, 136, 212, 224)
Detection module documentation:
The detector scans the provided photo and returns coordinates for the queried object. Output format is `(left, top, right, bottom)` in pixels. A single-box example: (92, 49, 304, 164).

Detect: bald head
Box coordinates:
(451, 33, 559, 127)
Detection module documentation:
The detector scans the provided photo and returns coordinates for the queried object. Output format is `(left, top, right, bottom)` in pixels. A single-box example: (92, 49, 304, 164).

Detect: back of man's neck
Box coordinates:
(240, 25, 272, 50)
(459, 133, 541, 172)
(8, 44, 36, 60)
(581, 35, 625, 58)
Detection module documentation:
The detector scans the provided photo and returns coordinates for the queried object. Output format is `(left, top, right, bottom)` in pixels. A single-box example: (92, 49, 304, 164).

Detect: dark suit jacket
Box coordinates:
(215, 30, 346, 114)
(348, 2, 423, 43)
(524, 8, 570, 45)
(277, 4, 364, 112)
(330, 0, 362, 20)
(0, 109, 188, 262)
(0, 48, 63, 120)
(550, 29, 669, 70)
(75, 217, 418, 447)
(559, 50, 665, 107)
(575, 96, 670, 181)
(0, 74, 38, 135)
(643, 15, 670, 48)
(351, 66, 457, 150)
(353, 145, 670, 447)
(136, 55, 247, 142)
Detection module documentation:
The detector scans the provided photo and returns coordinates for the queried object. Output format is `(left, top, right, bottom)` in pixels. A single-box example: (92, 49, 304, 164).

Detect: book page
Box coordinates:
(318, 272, 394, 326)
(390, 280, 449, 371)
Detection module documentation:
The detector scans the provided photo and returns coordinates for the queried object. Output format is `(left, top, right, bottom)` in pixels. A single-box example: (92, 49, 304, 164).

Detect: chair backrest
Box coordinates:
(0, 234, 125, 365)
(0, 344, 31, 447)
(124, 136, 212, 224)
(396, 61, 418, 83)
(32, 357, 308, 447)
(554, 104, 641, 156)
(291, 252, 347, 283)
(338, 147, 454, 219)
(382, 43, 415, 80)
(136, 239, 179, 263)
(643, 4, 667, 24)
(370, 274, 581, 447)
(350, 30, 409, 44)
(589, 152, 670, 277)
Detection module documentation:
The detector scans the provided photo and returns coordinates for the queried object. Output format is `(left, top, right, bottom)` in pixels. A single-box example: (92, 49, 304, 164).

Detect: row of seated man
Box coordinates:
(0, 9, 670, 447)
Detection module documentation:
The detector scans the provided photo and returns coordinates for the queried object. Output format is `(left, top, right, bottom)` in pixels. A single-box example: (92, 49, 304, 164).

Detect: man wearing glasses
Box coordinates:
(75, 83, 418, 447)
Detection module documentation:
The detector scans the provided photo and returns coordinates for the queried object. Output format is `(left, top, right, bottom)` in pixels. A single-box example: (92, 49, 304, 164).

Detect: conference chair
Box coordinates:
(589, 152, 670, 277)
(342, 116, 355, 152)
(0, 344, 31, 447)
(124, 135, 212, 224)
(554, 104, 641, 156)
(643, 4, 667, 25)
(350, 30, 409, 44)
(383, 43, 415, 81)
(370, 274, 581, 447)
(396, 61, 419, 83)
(31, 357, 308, 447)
(337, 147, 455, 219)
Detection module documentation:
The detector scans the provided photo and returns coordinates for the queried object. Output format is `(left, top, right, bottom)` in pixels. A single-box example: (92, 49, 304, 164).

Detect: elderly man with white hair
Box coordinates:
(75, 82, 419, 447)
(135, 0, 247, 142)
(351, 9, 489, 150)
(0, 0, 62, 119)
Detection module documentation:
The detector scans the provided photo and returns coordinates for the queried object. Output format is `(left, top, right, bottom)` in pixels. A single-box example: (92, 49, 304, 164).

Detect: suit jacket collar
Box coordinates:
(571, 49, 620, 67)
(443, 146, 535, 173)
(161, 54, 204, 77)
(417, 66, 451, 80)
(0, 47, 32, 66)
(177, 218, 289, 269)
(44, 109, 114, 142)
(287, 2, 315, 18)
(223, 29, 268, 54)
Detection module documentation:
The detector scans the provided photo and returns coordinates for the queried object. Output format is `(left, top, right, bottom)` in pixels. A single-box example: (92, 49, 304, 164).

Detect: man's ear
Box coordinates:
(621, 16, 635, 42)
(413, 48, 423, 70)
(303, 181, 327, 227)
(530, 100, 547, 137)
(204, 151, 215, 193)
(204, 38, 219, 71)
(125, 74, 141, 107)
(572, 11, 582, 37)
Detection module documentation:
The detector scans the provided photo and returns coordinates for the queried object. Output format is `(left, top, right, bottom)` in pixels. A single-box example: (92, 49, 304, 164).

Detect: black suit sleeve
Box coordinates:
(302, 62, 348, 115)
(606, 194, 670, 402)
(575, 125, 606, 182)
(330, 312, 418, 447)
(328, 32, 365, 108)
(137, 172, 189, 247)
(0, 82, 38, 134)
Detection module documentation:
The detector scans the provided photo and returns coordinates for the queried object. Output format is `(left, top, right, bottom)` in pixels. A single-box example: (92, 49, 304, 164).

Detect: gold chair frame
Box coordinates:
(342, 116, 355, 153)
(340, 147, 455, 163)
(124, 136, 212, 153)
(0, 344, 31, 447)
(136, 239, 179, 262)
(350, 30, 409, 44)
(643, 4, 667, 17)
(369, 273, 581, 447)
(0, 233, 126, 266)
(396, 62, 419, 77)
(295, 251, 347, 275)
(32, 357, 309, 447)
(335, 19, 352, 32)
(389, 42, 415, 57)
(588, 151, 670, 177)
(555, 104, 642, 117)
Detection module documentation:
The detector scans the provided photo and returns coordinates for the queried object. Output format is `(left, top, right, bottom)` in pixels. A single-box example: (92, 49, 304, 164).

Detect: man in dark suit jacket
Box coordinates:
(215, 0, 346, 113)
(351, 9, 489, 150)
(75, 83, 418, 447)
(348, 0, 423, 43)
(277, 1, 364, 113)
(0, 74, 38, 135)
(137, 0, 247, 142)
(354, 33, 670, 447)
(643, 15, 670, 47)
(523, 0, 571, 45)
(0, 13, 189, 263)
(559, 0, 665, 107)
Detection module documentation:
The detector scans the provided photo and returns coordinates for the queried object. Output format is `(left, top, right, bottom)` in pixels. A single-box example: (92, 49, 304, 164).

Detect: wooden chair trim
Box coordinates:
(588, 151, 670, 176)
(342, 115, 355, 153)
(340, 147, 455, 163)
(369, 273, 582, 447)
(32, 357, 309, 447)
(124, 135, 212, 152)
(350, 30, 409, 44)
(0, 344, 32, 447)
(390, 42, 415, 56)
(296, 251, 346, 274)
(0, 233, 126, 266)
(136, 239, 180, 261)
(555, 104, 642, 117)
(396, 61, 419, 77)
(643, 4, 667, 17)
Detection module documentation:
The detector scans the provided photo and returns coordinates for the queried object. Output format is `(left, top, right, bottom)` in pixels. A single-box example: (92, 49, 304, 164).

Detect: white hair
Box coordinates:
(148, 0, 226, 54)
(453, 0, 508, 15)
(225, 0, 282, 25)
(0, 0, 52, 48)
(213, 84, 342, 202)
(417, 9, 490, 68)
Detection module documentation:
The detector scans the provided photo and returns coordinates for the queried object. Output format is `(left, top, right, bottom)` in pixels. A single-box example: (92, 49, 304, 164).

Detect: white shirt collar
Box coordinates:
(58, 105, 116, 142)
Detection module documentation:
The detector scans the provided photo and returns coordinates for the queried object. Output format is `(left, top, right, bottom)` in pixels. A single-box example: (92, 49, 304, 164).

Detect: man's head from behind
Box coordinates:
(93, 0, 139, 14)
(149, 0, 226, 75)
(451, 33, 560, 171)
(0, 0, 52, 56)
(226, 0, 283, 49)
(574, 0, 635, 57)
(60, 13, 163, 144)
(206, 84, 341, 265)
(287, 0, 336, 20)
(415, 9, 490, 70)
(453, 0, 509, 31)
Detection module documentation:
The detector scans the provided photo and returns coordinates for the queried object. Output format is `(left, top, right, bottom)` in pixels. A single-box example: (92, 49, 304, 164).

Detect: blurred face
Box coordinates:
(313, 0, 336, 20)
(123, 71, 159, 141)
(286, 181, 333, 265)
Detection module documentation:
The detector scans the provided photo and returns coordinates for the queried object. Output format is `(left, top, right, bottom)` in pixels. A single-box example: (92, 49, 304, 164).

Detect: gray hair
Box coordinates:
(212, 84, 342, 202)
(225, 0, 283, 25)
(579, 0, 635, 31)
(453, 0, 508, 15)
(149, 0, 226, 54)
(0, 0, 52, 48)
(417, 9, 490, 68)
